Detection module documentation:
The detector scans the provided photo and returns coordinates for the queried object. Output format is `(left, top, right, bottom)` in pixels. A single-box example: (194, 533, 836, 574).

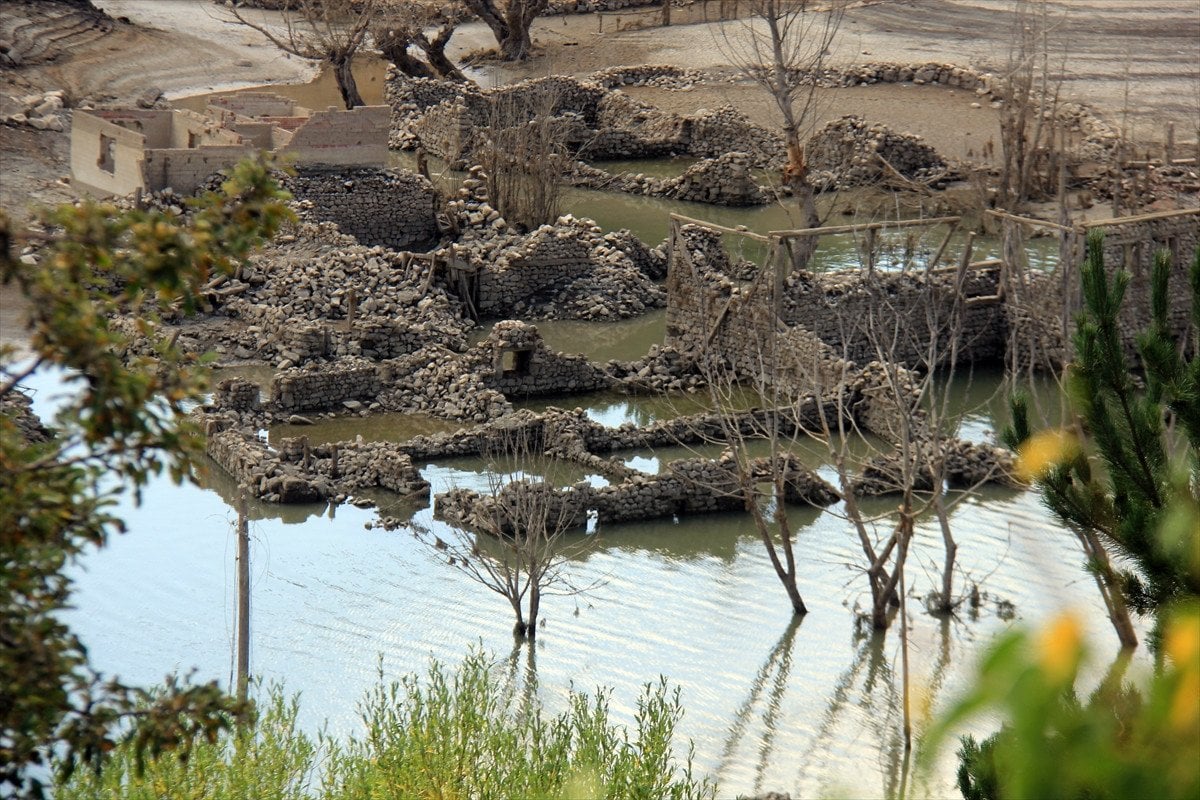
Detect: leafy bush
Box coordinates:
(924, 604, 1200, 800)
(57, 649, 716, 800)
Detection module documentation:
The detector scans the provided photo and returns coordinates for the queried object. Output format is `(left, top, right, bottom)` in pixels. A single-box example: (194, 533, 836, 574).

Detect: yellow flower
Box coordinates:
(1037, 612, 1083, 683)
(1166, 610, 1200, 733)
(1166, 612, 1200, 668)
(1015, 429, 1079, 482)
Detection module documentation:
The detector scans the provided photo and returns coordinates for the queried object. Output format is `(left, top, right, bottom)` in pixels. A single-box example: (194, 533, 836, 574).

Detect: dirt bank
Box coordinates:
(483, 0, 1199, 144)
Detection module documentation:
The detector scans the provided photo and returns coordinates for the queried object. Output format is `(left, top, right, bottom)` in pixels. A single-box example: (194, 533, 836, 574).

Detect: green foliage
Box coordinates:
(57, 649, 717, 800)
(1005, 231, 1200, 617)
(923, 605, 1200, 800)
(0, 157, 292, 797)
(954, 733, 999, 800)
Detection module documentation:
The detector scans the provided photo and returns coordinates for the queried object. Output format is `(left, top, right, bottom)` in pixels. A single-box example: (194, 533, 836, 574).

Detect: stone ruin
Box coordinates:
(283, 167, 439, 251)
(387, 71, 783, 168)
(437, 168, 666, 320)
(1000, 208, 1200, 371)
(806, 115, 949, 191)
(570, 151, 767, 206)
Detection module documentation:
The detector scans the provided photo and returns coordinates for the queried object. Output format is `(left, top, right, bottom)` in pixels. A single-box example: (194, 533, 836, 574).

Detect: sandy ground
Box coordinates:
(488, 0, 1200, 141)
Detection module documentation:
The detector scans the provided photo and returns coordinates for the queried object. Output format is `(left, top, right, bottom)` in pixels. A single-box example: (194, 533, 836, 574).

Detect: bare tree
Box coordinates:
(476, 86, 570, 230)
(227, 0, 378, 109)
(462, 0, 549, 61)
(719, 0, 845, 266)
(375, 1, 468, 81)
(669, 217, 1011, 629)
(994, 0, 1069, 213)
(425, 428, 592, 639)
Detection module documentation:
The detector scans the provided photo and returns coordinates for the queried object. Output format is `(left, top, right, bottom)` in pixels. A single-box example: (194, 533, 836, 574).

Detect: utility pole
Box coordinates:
(236, 490, 250, 703)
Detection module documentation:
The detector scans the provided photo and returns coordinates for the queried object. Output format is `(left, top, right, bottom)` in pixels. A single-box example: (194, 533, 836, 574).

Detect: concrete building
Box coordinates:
(70, 93, 389, 197)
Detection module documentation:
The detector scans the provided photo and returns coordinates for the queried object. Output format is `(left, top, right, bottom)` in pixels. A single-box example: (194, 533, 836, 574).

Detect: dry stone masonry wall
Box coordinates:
(285, 167, 438, 251)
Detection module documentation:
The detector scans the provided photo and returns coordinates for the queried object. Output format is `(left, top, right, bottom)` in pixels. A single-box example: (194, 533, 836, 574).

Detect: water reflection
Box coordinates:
(717, 616, 803, 793)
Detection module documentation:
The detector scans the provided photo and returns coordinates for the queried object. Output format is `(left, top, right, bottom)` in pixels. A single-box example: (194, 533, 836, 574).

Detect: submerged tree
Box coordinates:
(719, 0, 845, 266)
(422, 427, 593, 639)
(0, 159, 292, 796)
(1005, 231, 1200, 649)
(227, 0, 379, 109)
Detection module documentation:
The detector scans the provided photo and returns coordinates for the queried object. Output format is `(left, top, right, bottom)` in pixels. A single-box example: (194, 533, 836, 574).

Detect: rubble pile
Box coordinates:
(588, 64, 704, 91)
(806, 115, 948, 190)
(201, 409, 428, 505)
(2, 90, 66, 130)
(223, 222, 472, 363)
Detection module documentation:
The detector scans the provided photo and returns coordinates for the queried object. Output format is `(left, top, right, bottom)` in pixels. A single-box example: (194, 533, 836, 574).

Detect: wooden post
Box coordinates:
(927, 219, 960, 272)
(330, 443, 340, 479)
(662, 0, 670, 26)
(957, 231, 976, 285)
(864, 227, 878, 274)
(346, 288, 357, 329)
(1165, 123, 1175, 165)
(236, 492, 250, 704)
(302, 436, 311, 470)
(597, 12, 602, 32)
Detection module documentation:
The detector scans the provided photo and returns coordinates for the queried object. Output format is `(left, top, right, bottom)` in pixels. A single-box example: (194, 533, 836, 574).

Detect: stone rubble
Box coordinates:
(806, 115, 949, 191)
(3, 89, 66, 131)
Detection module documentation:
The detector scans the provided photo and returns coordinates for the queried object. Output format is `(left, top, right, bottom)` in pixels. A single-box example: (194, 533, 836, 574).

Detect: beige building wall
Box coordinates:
(70, 111, 151, 197)
(71, 102, 388, 197)
(282, 105, 389, 167)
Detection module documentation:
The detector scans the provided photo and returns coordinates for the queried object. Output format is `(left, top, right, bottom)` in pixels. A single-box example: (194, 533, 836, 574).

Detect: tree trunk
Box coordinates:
(933, 493, 957, 614)
(510, 598, 528, 639)
(333, 55, 365, 109)
(499, 24, 534, 61)
(465, 0, 545, 62)
(783, 579, 807, 616)
(378, 35, 437, 80)
(783, 131, 819, 270)
(423, 28, 467, 82)
(526, 586, 540, 640)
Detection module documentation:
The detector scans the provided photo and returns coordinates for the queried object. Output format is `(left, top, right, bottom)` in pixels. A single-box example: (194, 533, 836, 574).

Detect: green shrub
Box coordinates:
(57, 649, 716, 800)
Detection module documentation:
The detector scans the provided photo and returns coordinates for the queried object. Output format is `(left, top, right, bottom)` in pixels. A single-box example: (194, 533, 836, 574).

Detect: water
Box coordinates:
(45, 63, 1106, 800)
(40, 345, 1146, 800)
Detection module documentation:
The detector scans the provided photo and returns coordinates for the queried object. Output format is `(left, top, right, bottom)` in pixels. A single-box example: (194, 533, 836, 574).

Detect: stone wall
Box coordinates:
(571, 152, 768, 206)
(285, 167, 438, 251)
(433, 452, 838, 534)
(202, 413, 428, 504)
(779, 264, 1007, 367)
(473, 321, 613, 398)
(375, 322, 613, 421)
(451, 206, 665, 320)
(389, 72, 780, 167)
(1004, 211, 1200, 369)
(271, 359, 381, 412)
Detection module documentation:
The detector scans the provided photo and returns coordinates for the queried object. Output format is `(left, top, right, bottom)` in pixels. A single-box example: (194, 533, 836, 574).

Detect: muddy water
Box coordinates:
(46, 339, 1148, 800)
(50, 65, 1109, 800)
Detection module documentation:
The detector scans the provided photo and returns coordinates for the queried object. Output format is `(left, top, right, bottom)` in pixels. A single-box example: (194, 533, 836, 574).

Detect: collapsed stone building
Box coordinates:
(71, 93, 390, 196)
